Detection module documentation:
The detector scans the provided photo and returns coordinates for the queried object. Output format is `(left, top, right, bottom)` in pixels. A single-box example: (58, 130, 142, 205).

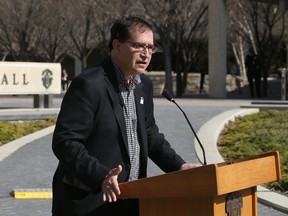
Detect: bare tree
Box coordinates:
(228, 1, 249, 79)
(141, 0, 208, 96)
(35, 0, 69, 62)
(228, 0, 286, 97)
(0, 0, 42, 61)
(0, 0, 148, 67)
(59, 0, 98, 69)
(140, 0, 178, 94)
(171, 0, 208, 96)
(61, 0, 137, 69)
(91, 0, 139, 58)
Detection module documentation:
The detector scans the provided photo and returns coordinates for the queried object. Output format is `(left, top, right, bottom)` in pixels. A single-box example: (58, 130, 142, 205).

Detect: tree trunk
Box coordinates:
(163, 32, 173, 95)
(176, 71, 182, 97)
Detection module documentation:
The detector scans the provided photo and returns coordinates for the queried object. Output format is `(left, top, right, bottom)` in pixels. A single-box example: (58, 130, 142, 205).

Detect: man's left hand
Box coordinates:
(180, 163, 202, 170)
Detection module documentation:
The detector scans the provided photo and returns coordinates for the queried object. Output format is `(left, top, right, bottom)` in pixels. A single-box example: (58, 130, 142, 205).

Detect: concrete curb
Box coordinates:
(194, 108, 259, 164)
(194, 108, 288, 214)
(0, 108, 60, 121)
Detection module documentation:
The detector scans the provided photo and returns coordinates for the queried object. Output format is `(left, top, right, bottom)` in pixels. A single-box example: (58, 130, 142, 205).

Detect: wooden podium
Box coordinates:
(118, 152, 281, 216)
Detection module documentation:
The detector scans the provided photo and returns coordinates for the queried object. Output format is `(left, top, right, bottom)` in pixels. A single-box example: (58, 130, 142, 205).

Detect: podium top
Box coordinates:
(118, 151, 281, 198)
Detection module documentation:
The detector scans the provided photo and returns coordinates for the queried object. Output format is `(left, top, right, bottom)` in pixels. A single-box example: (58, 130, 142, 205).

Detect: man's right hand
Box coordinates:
(101, 165, 122, 203)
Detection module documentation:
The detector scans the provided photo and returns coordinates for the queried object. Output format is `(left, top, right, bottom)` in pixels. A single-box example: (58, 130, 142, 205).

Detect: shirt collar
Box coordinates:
(111, 57, 141, 90)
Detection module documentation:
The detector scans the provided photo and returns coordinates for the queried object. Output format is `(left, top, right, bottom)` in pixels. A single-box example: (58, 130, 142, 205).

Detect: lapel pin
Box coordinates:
(140, 97, 144, 104)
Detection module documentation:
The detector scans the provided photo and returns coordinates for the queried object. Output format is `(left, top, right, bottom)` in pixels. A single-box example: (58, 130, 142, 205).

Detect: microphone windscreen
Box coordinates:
(162, 89, 174, 102)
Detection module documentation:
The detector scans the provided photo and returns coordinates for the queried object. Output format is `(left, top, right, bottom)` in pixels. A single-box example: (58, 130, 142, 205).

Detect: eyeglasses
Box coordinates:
(125, 41, 158, 54)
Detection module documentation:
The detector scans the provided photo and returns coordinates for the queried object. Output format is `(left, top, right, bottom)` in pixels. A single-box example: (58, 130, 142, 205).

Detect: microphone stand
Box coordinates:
(162, 90, 207, 165)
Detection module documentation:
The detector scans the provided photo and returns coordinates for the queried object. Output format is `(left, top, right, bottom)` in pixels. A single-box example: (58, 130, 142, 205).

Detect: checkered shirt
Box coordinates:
(112, 59, 140, 181)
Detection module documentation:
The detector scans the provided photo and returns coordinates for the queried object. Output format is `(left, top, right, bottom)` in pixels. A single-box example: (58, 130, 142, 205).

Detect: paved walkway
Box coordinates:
(0, 95, 287, 215)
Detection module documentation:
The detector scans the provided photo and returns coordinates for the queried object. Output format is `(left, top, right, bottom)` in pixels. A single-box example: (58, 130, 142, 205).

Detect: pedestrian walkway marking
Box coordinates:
(13, 188, 52, 199)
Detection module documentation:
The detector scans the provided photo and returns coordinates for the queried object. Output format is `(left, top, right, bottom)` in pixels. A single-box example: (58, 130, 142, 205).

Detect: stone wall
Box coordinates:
(145, 71, 245, 96)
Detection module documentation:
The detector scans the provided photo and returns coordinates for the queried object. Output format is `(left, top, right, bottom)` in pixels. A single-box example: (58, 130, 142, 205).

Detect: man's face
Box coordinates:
(113, 26, 155, 79)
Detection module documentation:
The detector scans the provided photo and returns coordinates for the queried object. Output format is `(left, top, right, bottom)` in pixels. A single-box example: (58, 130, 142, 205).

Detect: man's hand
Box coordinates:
(101, 165, 122, 203)
(180, 163, 202, 170)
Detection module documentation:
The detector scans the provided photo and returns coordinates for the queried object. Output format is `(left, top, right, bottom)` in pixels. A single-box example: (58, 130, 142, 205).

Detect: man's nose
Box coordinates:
(141, 47, 150, 56)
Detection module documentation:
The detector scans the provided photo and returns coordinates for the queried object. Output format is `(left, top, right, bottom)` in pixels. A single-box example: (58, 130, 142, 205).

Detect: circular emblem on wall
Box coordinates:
(42, 69, 53, 89)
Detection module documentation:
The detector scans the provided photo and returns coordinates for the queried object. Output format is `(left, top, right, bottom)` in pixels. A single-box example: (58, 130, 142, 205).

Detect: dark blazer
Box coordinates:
(52, 57, 185, 216)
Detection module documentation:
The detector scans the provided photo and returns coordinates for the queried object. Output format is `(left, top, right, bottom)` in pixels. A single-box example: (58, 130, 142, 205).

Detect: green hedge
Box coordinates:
(0, 118, 56, 146)
(218, 110, 288, 192)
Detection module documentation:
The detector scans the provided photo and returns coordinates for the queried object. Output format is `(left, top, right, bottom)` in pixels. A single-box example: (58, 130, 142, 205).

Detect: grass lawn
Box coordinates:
(218, 109, 288, 193)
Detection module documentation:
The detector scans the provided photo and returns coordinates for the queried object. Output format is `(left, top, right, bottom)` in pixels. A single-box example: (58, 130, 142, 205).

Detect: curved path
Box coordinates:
(0, 96, 287, 215)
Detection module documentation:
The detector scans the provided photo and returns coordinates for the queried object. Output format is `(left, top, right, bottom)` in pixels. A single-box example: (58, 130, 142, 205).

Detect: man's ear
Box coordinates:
(112, 39, 121, 51)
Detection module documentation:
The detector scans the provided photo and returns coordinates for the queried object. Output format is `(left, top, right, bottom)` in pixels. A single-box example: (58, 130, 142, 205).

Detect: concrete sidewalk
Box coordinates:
(0, 96, 287, 215)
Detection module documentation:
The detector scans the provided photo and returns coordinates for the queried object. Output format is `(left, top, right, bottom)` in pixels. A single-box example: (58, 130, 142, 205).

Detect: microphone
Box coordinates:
(162, 89, 207, 165)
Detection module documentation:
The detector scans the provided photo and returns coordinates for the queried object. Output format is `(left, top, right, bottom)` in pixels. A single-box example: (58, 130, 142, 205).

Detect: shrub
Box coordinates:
(0, 118, 56, 146)
(218, 110, 288, 192)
